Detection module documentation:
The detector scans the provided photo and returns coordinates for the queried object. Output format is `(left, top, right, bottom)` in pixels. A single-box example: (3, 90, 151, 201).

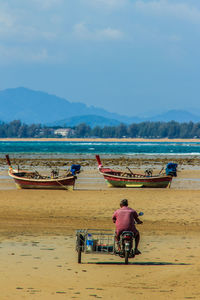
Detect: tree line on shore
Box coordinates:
(1, 120, 200, 138)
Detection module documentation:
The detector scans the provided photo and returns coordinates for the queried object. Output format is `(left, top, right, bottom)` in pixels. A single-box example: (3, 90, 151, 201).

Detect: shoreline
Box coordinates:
(0, 137, 200, 142)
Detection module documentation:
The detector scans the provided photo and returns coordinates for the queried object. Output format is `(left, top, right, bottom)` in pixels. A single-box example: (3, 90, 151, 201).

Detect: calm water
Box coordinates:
(0, 141, 200, 158)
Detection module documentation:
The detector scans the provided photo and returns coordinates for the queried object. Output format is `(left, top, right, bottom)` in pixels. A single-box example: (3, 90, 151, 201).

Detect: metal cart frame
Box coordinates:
(76, 229, 116, 263)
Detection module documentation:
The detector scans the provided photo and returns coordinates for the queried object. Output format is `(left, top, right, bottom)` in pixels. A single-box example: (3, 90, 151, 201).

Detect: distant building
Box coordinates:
(54, 128, 71, 137)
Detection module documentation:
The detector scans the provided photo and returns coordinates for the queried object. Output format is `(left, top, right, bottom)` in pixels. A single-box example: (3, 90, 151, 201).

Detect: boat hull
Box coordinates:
(9, 170, 76, 190)
(104, 177, 171, 188)
(101, 171, 172, 188)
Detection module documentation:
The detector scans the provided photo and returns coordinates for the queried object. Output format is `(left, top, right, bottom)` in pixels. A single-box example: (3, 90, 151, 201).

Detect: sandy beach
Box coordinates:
(0, 158, 200, 299)
(1, 137, 200, 142)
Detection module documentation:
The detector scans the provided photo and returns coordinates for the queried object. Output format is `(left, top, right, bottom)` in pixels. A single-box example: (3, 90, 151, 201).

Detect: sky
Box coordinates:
(0, 0, 200, 117)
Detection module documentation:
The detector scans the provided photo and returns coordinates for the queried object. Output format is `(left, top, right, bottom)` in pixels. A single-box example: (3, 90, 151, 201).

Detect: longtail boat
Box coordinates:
(6, 154, 80, 190)
(96, 155, 177, 188)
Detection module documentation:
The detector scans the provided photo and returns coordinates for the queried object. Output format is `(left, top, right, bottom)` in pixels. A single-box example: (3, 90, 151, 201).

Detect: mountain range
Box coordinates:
(0, 87, 199, 127)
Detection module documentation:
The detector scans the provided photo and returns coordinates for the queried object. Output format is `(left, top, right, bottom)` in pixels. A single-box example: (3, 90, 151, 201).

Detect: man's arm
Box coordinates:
(135, 217, 143, 224)
(112, 211, 117, 223)
(133, 211, 143, 224)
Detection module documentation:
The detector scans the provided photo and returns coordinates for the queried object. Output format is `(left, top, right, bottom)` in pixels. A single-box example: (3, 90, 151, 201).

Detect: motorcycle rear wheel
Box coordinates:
(125, 250, 129, 264)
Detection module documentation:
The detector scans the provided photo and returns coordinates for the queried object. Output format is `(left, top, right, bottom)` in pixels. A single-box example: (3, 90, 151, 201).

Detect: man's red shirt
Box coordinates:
(112, 206, 138, 235)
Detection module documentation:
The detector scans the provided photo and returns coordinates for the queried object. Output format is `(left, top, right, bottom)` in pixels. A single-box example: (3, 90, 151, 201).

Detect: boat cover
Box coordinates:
(70, 164, 81, 175)
(165, 163, 178, 177)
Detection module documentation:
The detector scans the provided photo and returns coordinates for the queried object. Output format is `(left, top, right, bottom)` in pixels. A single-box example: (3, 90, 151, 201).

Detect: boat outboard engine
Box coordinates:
(165, 163, 178, 177)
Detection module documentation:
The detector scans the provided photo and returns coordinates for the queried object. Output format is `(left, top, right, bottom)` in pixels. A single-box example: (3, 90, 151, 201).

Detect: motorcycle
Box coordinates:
(117, 211, 144, 264)
(75, 212, 143, 265)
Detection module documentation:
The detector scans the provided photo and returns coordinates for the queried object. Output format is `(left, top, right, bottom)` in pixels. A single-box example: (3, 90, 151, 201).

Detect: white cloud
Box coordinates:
(0, 45, 57, 64)
(0, 21, 56, 43)
(29, 48, 49, 62)
(73, 23, 124, 41)
(0, 6, 15, 29)
(0, 0, 198, 65)
(98, 27, 123, 39)
(73, 23, 89, 39)
(0, 2, 64, 64)
(0, 4, 57, 43)
(134, 0, 200, 24)
(31, 0, 64, 10)
(83, 0, 129, 9)
(169, 34, 182, 42)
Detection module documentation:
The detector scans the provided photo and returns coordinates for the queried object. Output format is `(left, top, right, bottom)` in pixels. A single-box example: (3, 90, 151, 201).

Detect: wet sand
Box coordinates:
(0, 159, 200, 299)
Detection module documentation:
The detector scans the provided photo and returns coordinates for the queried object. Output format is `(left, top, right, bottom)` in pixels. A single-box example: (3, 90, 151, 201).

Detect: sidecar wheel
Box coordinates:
(78, 247, 82, 264)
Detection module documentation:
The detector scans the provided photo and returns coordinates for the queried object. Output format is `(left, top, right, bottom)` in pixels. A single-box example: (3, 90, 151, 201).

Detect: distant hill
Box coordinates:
(49, 115, 121, 128)
(0, 87, 200, 126)
(148, 110, 200, 123)
(0, 87, 131, 124)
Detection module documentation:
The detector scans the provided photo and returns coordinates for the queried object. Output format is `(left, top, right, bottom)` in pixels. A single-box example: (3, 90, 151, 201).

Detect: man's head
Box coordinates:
(120, 199, 128, 207)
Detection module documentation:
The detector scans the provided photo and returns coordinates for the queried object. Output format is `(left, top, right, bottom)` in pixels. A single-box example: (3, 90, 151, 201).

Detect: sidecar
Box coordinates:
(76, 229, 115, 264)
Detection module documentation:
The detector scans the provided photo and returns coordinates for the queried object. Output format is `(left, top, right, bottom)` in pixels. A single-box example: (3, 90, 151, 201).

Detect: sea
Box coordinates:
(0, 141, 200, 159)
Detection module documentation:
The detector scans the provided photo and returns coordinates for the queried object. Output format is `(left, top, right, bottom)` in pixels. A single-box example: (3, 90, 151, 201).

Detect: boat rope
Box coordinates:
(55, 178, 73, 190)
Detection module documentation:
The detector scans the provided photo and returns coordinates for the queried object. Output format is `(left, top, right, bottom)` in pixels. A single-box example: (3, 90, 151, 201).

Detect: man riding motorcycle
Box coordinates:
(112, 199, 143, 255)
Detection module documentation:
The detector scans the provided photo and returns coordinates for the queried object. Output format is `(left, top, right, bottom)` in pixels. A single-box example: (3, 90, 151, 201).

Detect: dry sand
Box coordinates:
(1, 137, 200, 142)
(0, 161, 200, 299)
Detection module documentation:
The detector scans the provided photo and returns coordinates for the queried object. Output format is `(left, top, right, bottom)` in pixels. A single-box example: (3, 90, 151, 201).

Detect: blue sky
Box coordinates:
(0, 0, 200, 117)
